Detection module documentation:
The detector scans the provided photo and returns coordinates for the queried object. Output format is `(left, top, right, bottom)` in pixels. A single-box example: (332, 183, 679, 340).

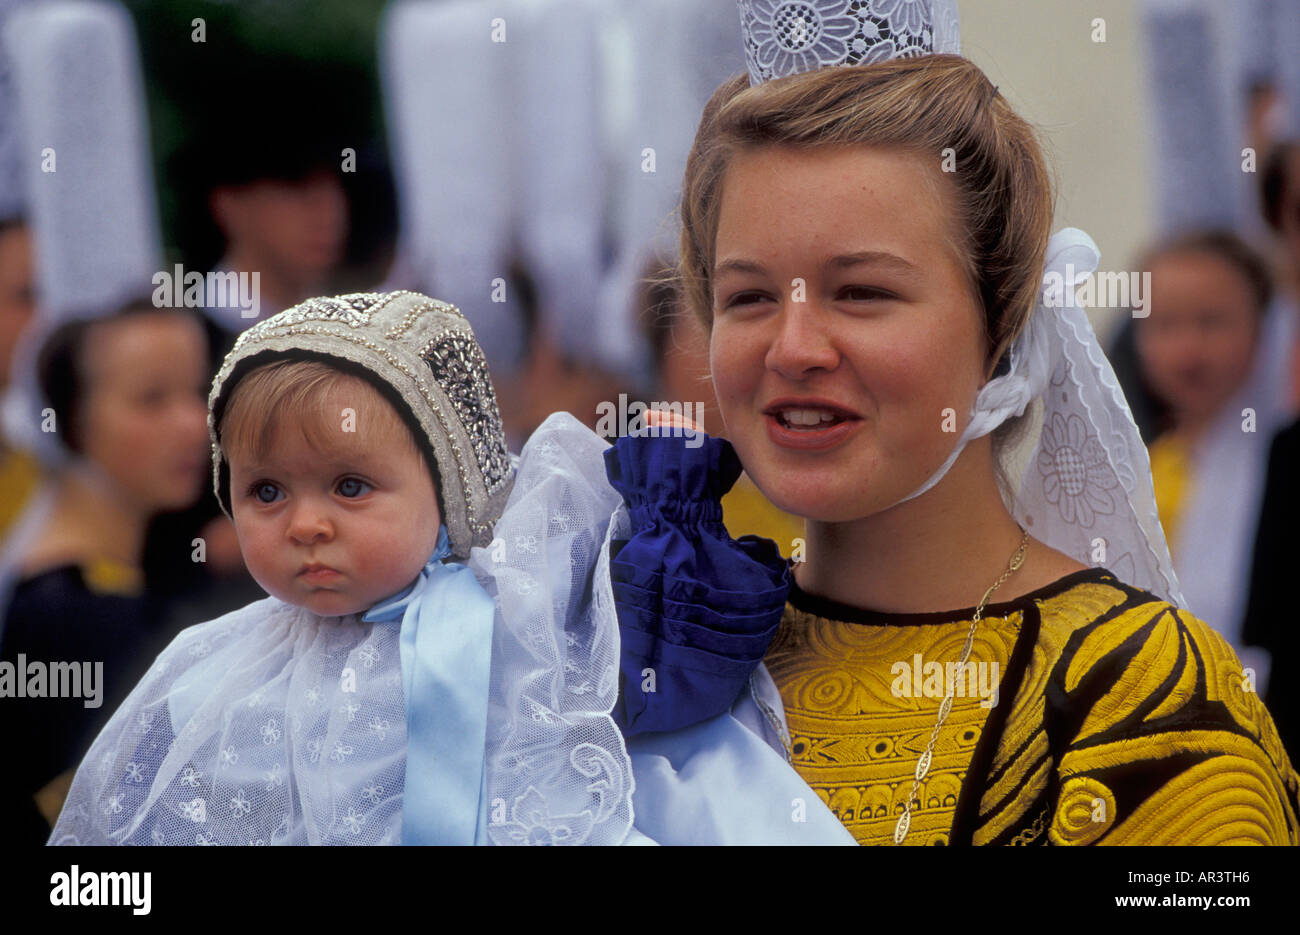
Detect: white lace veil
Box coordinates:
(891, 230, 1186, 606)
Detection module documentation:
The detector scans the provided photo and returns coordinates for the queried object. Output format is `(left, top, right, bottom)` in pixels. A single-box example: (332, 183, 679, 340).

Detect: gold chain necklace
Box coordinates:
(892, 525, 1030, 845)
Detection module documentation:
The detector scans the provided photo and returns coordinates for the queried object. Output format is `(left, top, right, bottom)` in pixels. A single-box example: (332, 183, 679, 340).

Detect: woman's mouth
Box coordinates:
(775, 407, 843, 428)
(762, 400, 863, 451)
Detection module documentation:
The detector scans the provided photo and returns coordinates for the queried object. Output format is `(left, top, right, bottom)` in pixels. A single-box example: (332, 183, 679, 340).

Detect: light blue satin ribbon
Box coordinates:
(361, 525, 495, 845)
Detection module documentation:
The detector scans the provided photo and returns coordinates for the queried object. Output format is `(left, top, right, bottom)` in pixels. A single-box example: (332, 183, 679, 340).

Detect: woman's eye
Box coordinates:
(249, 482, 281, 504)
(723, 291, 771, 309)
(337, 477, 373, 498)
(839, 285, 895, 302)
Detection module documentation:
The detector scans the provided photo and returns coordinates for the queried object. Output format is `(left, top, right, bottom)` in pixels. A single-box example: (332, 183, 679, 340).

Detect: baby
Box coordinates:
(220, 356, 449, 620)
(50, 292, 633, 845)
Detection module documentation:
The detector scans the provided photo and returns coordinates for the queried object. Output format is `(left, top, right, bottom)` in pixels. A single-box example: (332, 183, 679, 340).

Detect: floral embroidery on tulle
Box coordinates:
(229, 789, 251, 818)
(486, 786, 595, 846)
(51, 416, 632, 846)
(1037, 412, 1120, 526)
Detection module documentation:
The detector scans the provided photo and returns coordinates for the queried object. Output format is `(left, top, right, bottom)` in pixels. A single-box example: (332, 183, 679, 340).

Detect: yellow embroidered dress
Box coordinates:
(766, 567, 1300, 845)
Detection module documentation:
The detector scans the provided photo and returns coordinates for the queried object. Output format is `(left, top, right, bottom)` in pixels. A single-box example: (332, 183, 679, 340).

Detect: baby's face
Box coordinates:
(228, 394, 442, 617)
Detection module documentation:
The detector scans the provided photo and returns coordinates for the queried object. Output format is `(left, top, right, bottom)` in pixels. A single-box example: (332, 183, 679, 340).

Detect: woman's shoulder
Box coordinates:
(1030, 569, 1243, 701)
(1032, 574, 1299, 842)
(1036, 572, 1296, 767)
(1033, 568, 1240, 676)
(1031, 551, 1183, 624)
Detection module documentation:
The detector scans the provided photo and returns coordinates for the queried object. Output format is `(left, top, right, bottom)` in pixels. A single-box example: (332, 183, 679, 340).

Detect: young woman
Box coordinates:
(606, 43, 1299, 844)
(0, 302, 211, 843)
(1136, 232, 1282, 675)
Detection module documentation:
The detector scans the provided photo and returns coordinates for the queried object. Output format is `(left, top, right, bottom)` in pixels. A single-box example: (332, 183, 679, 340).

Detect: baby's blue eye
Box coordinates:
(337, 477, 372, 498)
(249, 482, 281, 504)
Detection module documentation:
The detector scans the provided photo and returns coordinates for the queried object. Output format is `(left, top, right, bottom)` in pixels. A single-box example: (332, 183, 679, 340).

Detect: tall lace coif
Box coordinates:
(738, 0, 961, 84)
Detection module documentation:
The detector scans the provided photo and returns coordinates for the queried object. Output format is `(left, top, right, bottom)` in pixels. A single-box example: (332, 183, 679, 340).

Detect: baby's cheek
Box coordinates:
(365, 517, 430, 580)
(232, 525, 281, 592)
(407, 489, 442, 552)
(404, 516, 442, 569)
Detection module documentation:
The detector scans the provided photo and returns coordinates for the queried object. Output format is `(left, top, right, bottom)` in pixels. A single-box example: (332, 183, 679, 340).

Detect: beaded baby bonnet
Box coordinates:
(207, 291, 514, 560)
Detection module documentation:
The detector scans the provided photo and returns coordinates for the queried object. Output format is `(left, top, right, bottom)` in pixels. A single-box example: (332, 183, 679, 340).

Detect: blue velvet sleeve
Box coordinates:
(603, 433, 791, 736)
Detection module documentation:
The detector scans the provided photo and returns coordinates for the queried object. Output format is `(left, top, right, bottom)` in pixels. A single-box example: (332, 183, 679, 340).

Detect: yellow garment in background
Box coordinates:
(0, 443, 40, 542)
(722, 471, 804, 557)
(766, 568, 1299, 845)
(1148, 431, 1193, 553)
(81, 555, 145, 597)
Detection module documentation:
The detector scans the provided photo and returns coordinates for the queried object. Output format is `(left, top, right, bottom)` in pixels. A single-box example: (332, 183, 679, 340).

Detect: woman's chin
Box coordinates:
(755, 478, 857, 523)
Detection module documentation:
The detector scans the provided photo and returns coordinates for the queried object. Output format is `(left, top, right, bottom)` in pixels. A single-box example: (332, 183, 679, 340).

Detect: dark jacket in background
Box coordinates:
(1243, 416, 1300, 764)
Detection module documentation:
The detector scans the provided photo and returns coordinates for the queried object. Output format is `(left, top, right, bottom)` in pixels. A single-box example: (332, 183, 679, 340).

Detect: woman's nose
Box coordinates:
(765, 296, 840, 380)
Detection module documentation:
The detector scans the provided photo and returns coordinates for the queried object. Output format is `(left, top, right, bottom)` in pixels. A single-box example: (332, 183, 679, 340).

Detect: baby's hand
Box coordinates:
(643, 408, 704, 435)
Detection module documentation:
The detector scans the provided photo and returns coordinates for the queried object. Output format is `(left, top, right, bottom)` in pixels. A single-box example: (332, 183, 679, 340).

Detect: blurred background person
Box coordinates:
(0, 216, 38, 550)
(2, 0, 257, 627)
(151, 76, 358, 613)
(0, 301, 210, 844)
(171, 72, 353, 366)
(1102, 2, 1299, 711)
(0, 1, 47, 610)
(1130, 231, 1285, 694)
(1259, 140, 1300, 407)
(1244, 138, 1300, 760)
(196, 145, 349, 360)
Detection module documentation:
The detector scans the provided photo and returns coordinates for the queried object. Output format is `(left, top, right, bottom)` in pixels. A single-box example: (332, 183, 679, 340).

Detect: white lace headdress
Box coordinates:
(380, 0, 525, 372)
(738, 0, 1186, 606)
(738, 0, 961, 84)
(0, 0, 161, 466)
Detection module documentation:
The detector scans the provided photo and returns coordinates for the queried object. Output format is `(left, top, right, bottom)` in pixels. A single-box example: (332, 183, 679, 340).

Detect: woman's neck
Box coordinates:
(793, 436, 1058, 615)
(24, 464, 148, 575)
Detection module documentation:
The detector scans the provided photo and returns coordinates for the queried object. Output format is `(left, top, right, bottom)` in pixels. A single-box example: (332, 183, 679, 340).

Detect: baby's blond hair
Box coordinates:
(218, 358, 424, 474)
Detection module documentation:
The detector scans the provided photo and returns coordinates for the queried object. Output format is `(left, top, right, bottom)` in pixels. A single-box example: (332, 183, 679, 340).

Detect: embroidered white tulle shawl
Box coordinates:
(50, 413, 633, 846)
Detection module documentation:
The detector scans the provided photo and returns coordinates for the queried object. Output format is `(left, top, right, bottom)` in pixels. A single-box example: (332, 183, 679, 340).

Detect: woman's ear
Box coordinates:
(982, 335, 1011, 382)
(991, 349, 1011, 379)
